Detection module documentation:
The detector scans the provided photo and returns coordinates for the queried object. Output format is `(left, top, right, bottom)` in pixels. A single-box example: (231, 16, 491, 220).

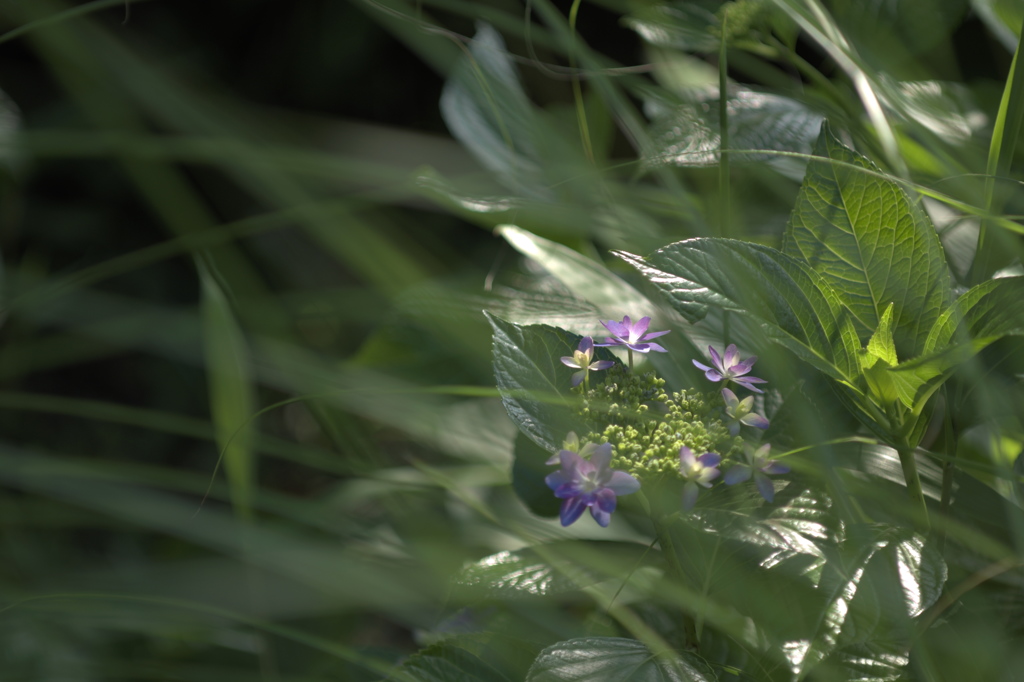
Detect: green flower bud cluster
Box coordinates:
(575, 365, 742, 480)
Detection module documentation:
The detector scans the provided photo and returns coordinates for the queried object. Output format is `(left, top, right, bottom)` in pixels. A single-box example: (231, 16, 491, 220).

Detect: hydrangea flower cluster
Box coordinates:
(547, 316, 784, 526)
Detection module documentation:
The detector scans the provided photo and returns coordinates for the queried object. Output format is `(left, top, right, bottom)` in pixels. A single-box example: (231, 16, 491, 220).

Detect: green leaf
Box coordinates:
(526, 637, 716, 682)
(645, 89, 822, 171)
(452, 542, 657, 602)
(616, 239, 860, 383)
(512, 430, 561, 519)
(198, 259, 256, 516)
(783, 123, 953, 357)
(881, 276, 1024, 410)
(623, 2, 720, 52)
(393, 643, 512, 682)
(971, 0, 1024, 52)
(784, 525, 945, 678)
(440, 24, 546, 198)
(498, 225, 653, 319)
(865, 303, 898, 367)
(486, 313, 610, 451)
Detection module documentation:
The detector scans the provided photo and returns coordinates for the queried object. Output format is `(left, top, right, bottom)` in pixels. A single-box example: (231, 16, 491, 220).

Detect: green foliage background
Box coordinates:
(2, 0, 1024, 680)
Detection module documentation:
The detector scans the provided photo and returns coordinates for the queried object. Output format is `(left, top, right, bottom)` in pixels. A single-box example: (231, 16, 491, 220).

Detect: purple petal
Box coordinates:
(578, 336, 594, 354)
(723, 344, 739, 369)
(552, 481, 584, 499)
(741, 413, 770, 430)
(682, 481, 699, 510)
(570, 370, 585, 387)
(678, 446, 696, 468)
(560, 356, 580, 368)
(724, 465, 751, 486)
(708, 345, 724, 372)
(602, 319, 629, 339)
(641, 329, 670, 340)
(631, 316, 651, 341)
(560, 496, 588, 526)
(590, 445, 613, 471)
(557, 450, 585, 473)
(734, 376, 767, 393)
(721, 387, 739, 409)
(545, 470, 570, 490)
(755, 473, 775, 502)
(591, 360, 615, 370)
(731, 356, 758, 375)
(762, 462, 790, 475)
(606, 471, 641, 496)
(697, 453, 721, 468)
(692, 360, 713, 372)
(704, 369, 724, 383)
(545, 453, 561, 465)
(634, 342, 668, 353)
(594, 488, 618, 514)
(727, 422, 740, 437)
(595, 337, 623, 347)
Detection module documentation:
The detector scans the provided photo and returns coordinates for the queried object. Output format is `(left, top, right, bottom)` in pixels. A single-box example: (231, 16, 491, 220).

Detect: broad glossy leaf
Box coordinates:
(616, 239, 860, 382)
(646, 89, 822, 170)
(526, 637, 716, 682)
(783, 123, 953, 357)
(623, 2, 720, 52)
(440, 24, 547, 198)
(822, 642, 909, 682)
(486, 313, 612, 451)
(452, 542, 657, 601)
(784, 525, 945, 677)
(396, 643, 511, 682)
(498, 225, 653, 323)
(924, 275, 1024, 352)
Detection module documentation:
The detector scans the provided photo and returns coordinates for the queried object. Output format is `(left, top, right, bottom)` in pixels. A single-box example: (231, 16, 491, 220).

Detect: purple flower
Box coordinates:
(721, 387, 770, 436)
(724, 443, 790, 502)
(560, 336, 615, 387)
(693, 344, 767, 393)
(545, 446, 640, 527)
(679, 446, 721, 510)
(595, 315, 670, 354)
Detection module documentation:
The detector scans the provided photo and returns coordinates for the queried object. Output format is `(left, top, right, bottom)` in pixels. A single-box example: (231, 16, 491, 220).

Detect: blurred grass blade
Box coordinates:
(198, 258, 256, 518)
(971, 14, 1024, 283)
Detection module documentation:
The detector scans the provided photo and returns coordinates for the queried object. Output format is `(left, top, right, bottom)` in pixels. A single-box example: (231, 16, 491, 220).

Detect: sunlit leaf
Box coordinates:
(452, 542, 657, 601)
(783, 123, 953, 357)
(616, 239, 860, 382)
(486, 313, 610, 451)
(971, 0, 1024, 51)
(440, 23, 547, 198)
(646, 89, 822, 170)
(624, 2, 720, 52)
(526, 637, 716, 682)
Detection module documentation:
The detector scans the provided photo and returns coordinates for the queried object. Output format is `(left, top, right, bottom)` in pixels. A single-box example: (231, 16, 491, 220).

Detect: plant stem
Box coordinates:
(627, 348, 634, 370)
(694, 535, 720, 644)
(897, 444, 931, 533)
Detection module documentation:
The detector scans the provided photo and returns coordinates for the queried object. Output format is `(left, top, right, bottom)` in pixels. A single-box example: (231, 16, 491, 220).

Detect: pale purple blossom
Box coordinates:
(693, 344, 767, 393)
(679, 446, 721, 510)
(724, 443, 789, 502)
(545, 446, 640, 527)
(721, 387, 770, 436)
(595, 315, 670, 354)
(560, 336, 615, 387)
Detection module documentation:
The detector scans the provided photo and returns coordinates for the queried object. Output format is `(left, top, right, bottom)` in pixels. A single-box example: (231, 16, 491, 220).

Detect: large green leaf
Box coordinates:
(616, 239, 861, 383)
(526, 637, 716, 682)
(486, 313, 613, 451)
(783, 525, 945, 678)
(782, 123, 953, 357)
(440, 24, 546, 199)
(392, 643, 512, 682)
(452, 541, 657, 602)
